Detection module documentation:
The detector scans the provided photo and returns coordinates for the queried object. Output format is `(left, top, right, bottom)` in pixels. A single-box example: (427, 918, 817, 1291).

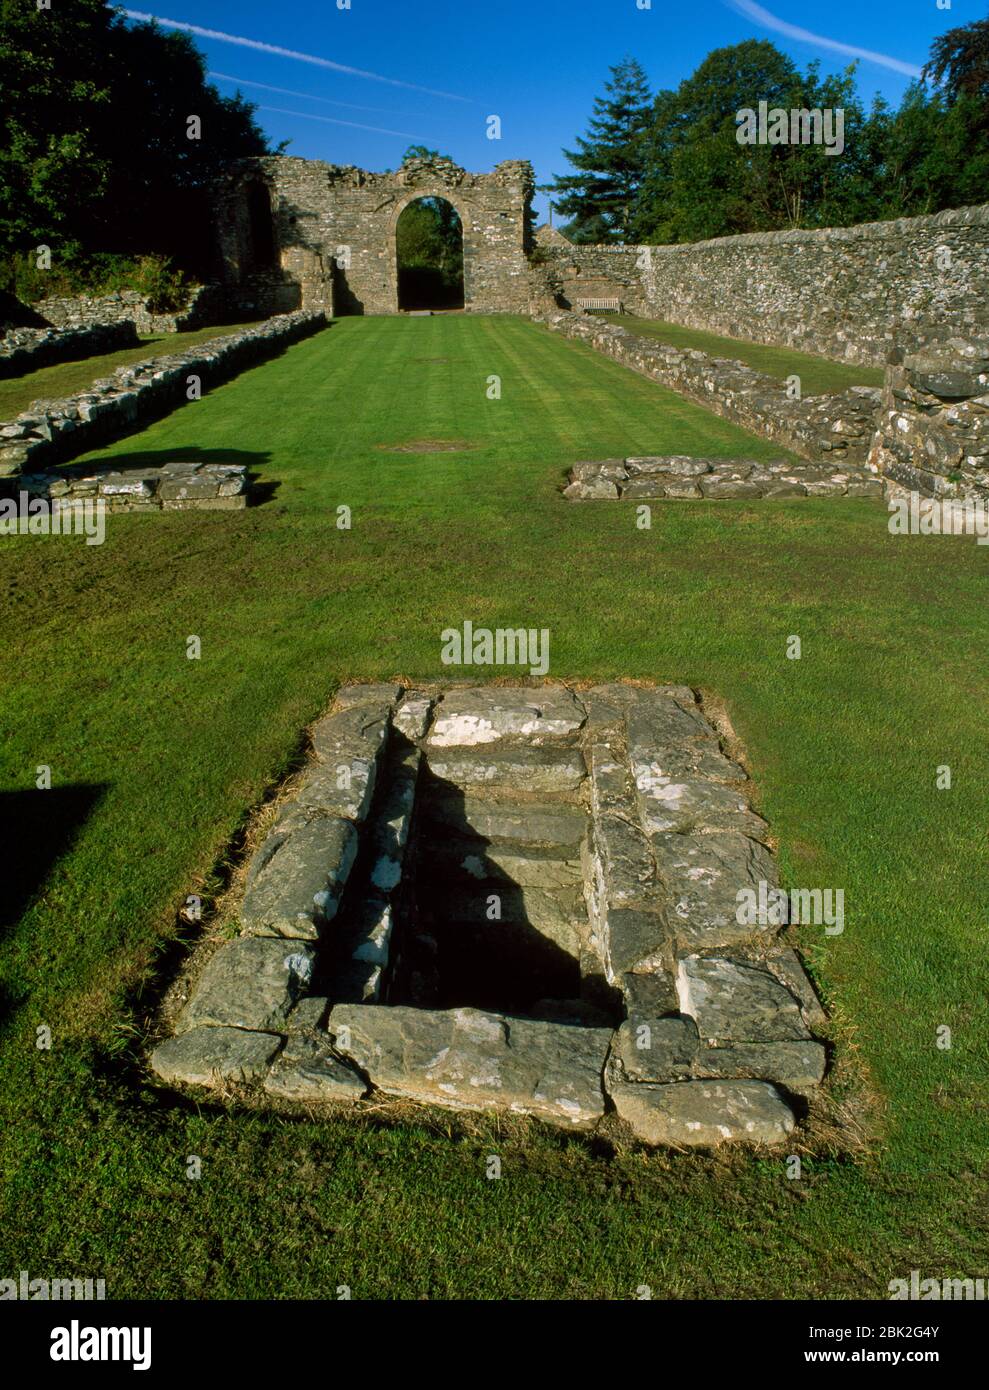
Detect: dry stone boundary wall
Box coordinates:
(635, 204, 989, 367)
(0, 320, 139, 379)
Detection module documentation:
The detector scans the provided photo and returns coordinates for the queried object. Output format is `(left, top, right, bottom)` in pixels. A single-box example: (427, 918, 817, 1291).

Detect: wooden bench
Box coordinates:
(576, 297, 624, 313)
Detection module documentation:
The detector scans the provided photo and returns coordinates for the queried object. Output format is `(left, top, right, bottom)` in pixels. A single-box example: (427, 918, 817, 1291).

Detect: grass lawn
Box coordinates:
(0, 322, 264, 419)
(601, 314, 885, 396)
(1, 314, 987, 1299)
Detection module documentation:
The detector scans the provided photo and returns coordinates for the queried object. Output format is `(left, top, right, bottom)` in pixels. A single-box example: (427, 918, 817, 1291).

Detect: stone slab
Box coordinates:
(177, 938, 316, 1033)
(328, 1004, 610, 1128)
(263, 1035, 368, 1103)
(427, 686, 586, 747)
(677, 956, 809, 1042)
(424, 745, 586, 794)
(652, 830, 782, 951)
(150, 1026, 282, 1087)
(610, 1078, 796, 1147)
(241, 815, 358, 939)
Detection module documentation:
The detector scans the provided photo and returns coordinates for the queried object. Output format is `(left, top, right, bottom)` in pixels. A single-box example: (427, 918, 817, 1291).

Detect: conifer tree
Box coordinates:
(545, 57, 653, 242)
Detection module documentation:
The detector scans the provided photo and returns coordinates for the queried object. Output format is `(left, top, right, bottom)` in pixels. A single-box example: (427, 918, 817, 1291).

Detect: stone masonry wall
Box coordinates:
(529, 236, 648, 314)
(215, 155, 535, 315)
(636, 204, 989, 366)
(0, 320, 137, 379)
(0, 310, 326, 477)
(867, 336, 989, 499)
(536, 310, 881, 467)
(32, 282, 231, 335)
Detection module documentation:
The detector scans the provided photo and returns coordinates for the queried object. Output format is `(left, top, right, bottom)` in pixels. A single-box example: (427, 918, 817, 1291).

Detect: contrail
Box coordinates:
(123, 11, 471, 99)
(209, 71, 409, 116)
(259, 106, 425, 140)
(724, 0, 924, 79)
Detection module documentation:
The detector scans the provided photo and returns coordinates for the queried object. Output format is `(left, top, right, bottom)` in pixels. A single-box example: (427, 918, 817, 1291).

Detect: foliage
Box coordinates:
(396, 197, 464, 308)
(551, 33, 989, 245)
(4, 249, 190, 311)
(0, 1, 271, 273)
(544, 57, 653, 242)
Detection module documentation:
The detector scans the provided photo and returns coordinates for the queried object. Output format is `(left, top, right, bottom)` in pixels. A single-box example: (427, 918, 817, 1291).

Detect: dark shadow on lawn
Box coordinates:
(0, 784, 107, 1031)
(0, 785, 107, 937)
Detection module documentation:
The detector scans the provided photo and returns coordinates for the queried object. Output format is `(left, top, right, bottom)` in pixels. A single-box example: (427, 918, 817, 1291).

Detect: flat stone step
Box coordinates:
(418, 837, 583, 888)
(426, 685, 586, 747)
(421, 794, 588, 850)
(328, 1004, 611, 1129)
(423, 745, 587, 794)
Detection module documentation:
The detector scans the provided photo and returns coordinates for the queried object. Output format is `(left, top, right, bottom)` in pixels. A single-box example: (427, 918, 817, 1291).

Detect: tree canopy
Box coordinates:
(0, 0, 272, 273)
(547, 23, 989, 245)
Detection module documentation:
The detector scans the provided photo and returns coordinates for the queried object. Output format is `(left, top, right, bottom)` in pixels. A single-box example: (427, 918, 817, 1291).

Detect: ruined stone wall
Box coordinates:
(636, 204, 989, 366)
(530, 236, 648, 313)
(32, 283, 231, 334)
(0, 310, 325, 477)
(867, 336, 989, 499)
(0, 320, 137, 379)
(215, 156, 535, 315)
(537, 310, 881, 467)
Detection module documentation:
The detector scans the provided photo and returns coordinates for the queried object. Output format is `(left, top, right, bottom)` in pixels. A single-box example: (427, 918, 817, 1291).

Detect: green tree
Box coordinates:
(0, 0, 116, 256)
(924, 14, 989, 107)
(0, 3, 271, 275)
(545, 57, 653, 242)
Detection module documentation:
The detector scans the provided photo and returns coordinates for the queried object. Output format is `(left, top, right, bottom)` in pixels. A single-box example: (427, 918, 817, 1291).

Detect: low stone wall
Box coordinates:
(564, 455, 884, 501)
(0, 310, 326, 477)
(867, 337, 989, 500)
(31, 282, 231, 335)
(2, 458, 251, 513)
(529, 240, 648, 314)
(536, 310, 881, 467)
(151, 682, 829, 1149)
(0, 320, 138, 378)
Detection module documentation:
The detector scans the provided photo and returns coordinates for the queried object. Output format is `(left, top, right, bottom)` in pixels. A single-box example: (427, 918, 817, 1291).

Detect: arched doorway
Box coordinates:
(395, 197, 464, 311)
(244, 181, 277, 272)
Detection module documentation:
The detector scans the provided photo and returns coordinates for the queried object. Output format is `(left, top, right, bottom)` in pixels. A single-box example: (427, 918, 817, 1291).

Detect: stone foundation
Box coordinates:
(2, 458, 251, 513)
(0, 320, 138, 379)
(31, 283, 232, 335)
(0, 310, 326, 477)
(536, 311, 881, 467)
(152, 682, 828, 1149)
(563, 455, 885, 501)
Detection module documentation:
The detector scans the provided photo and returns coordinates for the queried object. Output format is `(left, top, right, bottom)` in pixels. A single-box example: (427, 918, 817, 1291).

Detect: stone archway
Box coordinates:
(215, 155, 535, 316)
(393, 194, 465, 311)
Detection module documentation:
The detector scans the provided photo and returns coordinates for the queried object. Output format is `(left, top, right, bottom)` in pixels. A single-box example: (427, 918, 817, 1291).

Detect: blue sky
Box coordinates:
(123, 1, 978, 220)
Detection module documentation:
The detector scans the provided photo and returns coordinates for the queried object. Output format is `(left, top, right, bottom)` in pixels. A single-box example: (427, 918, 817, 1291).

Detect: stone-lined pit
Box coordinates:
(152, 682, 828, 1148)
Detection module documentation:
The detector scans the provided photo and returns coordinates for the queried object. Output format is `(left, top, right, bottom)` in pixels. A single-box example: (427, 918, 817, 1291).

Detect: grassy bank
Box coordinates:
(0, 315, 986, 1298)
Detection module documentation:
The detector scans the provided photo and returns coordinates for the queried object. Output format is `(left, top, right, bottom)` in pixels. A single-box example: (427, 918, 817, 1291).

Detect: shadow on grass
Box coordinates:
(0, 784, 108, 1030)
(0, 785, 107, 936)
